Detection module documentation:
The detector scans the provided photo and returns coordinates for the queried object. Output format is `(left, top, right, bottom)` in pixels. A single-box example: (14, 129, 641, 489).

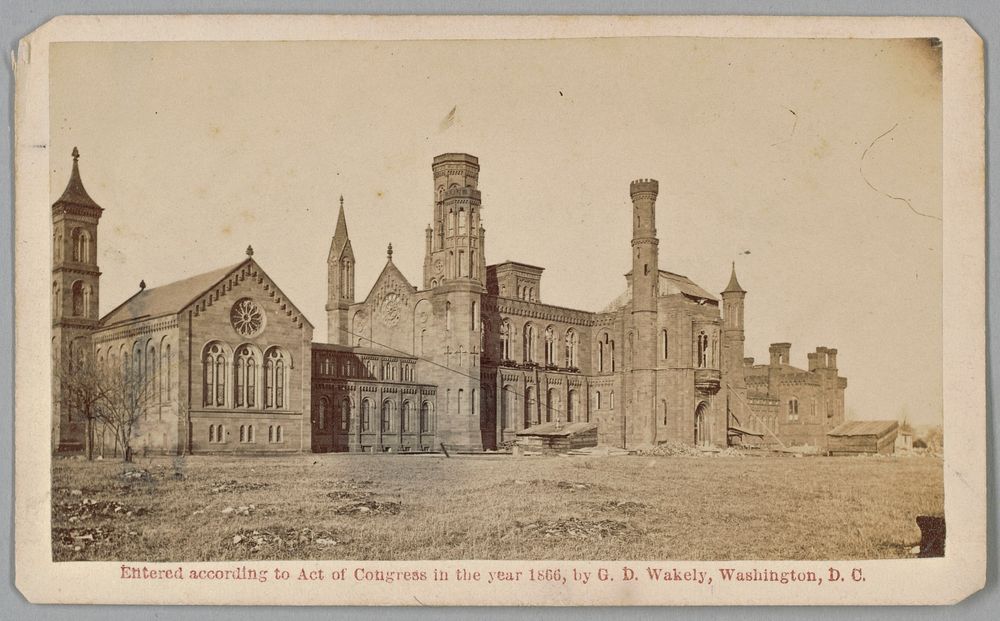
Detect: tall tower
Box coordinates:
(627, 178, 660, 448)
(721, 263, 748, 428)
(326, 196, 354, 345)
(52, 147, 104, 453)
(422, 153, 485, 289)
(418, 153, 487, 451)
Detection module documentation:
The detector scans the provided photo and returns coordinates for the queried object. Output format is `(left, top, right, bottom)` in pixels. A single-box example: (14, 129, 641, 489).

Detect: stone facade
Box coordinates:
(51, 149, 848, 455)
(51, 150, 313, 456)
(314, 152, 849, 452)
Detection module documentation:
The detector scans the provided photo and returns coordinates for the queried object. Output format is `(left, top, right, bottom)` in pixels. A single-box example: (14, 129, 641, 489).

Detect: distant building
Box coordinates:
(826, 420, 899, 456)
(52, 149, 848, 455)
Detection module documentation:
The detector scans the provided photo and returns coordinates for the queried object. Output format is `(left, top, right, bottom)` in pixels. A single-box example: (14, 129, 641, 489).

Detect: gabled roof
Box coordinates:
(101, 261, 246, 327)
(827, 420, 899, 438)
(99, 254, 314, 331)
(602, 269, 718, 313)
(362, 251, 417, 303)
(53, 147, 102, 211)
(660, 271, 718, 301)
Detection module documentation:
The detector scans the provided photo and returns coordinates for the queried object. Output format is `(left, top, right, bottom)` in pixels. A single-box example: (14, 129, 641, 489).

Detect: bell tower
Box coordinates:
(423, 153, 486, 289)
(326, 196, 355, 345)
(52, 147, 104, 453)
(721, 262, 748, 428)
(627, 178, 660, 448)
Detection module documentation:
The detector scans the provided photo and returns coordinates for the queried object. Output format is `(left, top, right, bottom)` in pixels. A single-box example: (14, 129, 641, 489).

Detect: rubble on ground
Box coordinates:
(326, 485, 401, 516)
(598, 499, 649, 515)
(228, 527, 343, 554)
(634, 442, 747, 457)
(209, 480, 270, 494)
(516, 517, 628, 540)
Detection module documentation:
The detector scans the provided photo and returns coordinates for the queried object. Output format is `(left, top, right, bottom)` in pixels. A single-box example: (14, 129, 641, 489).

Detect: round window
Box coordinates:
(230, 298, 265, 337)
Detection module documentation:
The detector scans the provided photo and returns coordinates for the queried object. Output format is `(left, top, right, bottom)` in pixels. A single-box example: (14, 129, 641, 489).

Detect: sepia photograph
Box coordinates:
(13, 15, 986, 606)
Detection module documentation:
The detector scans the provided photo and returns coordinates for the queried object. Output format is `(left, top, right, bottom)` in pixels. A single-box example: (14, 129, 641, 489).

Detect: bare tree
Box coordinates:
(95, 354, 158, 463)
(55, 345, 110, 460)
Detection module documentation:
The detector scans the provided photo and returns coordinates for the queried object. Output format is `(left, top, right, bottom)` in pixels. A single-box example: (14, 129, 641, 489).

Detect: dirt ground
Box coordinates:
(51, 451, 944, 561)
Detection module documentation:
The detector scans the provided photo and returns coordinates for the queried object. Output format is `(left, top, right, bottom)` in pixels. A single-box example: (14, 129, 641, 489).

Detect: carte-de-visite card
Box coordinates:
(12, 15, 985, 606)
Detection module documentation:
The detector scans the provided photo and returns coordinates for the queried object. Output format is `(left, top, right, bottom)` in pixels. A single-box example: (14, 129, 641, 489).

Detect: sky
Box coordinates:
(49, 38, 943, 424)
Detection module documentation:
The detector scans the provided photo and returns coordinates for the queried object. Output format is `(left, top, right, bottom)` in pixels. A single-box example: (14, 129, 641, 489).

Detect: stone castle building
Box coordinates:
(52, 149, 847, 456)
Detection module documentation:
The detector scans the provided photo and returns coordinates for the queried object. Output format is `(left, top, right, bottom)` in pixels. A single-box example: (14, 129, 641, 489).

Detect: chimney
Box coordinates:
(769, 343, 791, 367)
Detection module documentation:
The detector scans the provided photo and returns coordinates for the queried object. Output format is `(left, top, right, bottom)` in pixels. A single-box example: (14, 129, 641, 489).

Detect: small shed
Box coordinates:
(516, 422, 598, 454)
(826, 420, 899, 456)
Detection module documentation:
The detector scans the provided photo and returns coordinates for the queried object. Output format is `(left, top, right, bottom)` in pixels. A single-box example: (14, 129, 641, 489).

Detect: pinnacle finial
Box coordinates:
(246, 245, 254, 257)
(139, 279, 146, 290)
(339, 195, 344, 209)
(72, 147, 80, 162)
(387, 243, 393, 260)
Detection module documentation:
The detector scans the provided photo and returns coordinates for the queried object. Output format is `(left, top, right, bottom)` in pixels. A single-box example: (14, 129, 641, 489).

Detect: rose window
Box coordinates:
(230, 298, 264, 337)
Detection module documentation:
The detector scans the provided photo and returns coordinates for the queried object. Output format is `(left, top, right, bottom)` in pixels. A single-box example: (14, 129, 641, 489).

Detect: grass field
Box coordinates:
(51, 452, 943, 562)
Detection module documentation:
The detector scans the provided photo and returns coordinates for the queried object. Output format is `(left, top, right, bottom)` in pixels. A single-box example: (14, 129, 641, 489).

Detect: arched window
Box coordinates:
(567, 389, 578, 422)
(239, 425, 246, 443)
(661, 329, 669, 360)
(565, 329, 578, 368)
(458, 208, 467, 235)
(787, 398, 799, 421)
(457, 389, 464, 416)
(209, 425, 216, 443)
(146, 344, 156, 405)
(546, 388, 558, 422)
(598, 340, 604, 372)
(71, 228, 82, 261)
(447, 209, 455, 236)
(202, 342, 227, 407)
(318, 397, 329, 429)
(471, 301, 478, 331)
(71, 281, 84, 317)
(341, 398, 351, 431)
(501, 385, 514, 430)
(381, 400, 393, 433)
(264, 348, 287, 409)
(524, 385, 536, 427)
(596, 390, 602, 410)
(248, 425, 255, 443)
(609, 339, 616, 372)
(500, 320, 512, 360)
(419, 401, 431, 433)
(610, 390, 615, 409)
(234, 346, 257, 408)
(268, 425, 275, 443)
(445, 302, 452, 330)
(277, 425, 283, 442)
(361, 399, 372, 432)
(523, 323, 536, 363)
(697, 331, 709, 368)
(544, 326, 556, 366)
(401, 401, 411, 433)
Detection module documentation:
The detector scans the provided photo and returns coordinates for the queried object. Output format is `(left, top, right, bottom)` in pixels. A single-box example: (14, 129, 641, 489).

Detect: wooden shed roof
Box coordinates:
(516, 422, 598, 438)
(827, 420, 899, 438)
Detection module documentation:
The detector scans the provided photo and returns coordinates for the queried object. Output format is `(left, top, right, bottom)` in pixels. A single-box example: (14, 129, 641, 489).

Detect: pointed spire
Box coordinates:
(55, 147, 102, 210)
(723, 261, 745, 294)
(329, 196, 354, 266)
(332, 196, 350, 249)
